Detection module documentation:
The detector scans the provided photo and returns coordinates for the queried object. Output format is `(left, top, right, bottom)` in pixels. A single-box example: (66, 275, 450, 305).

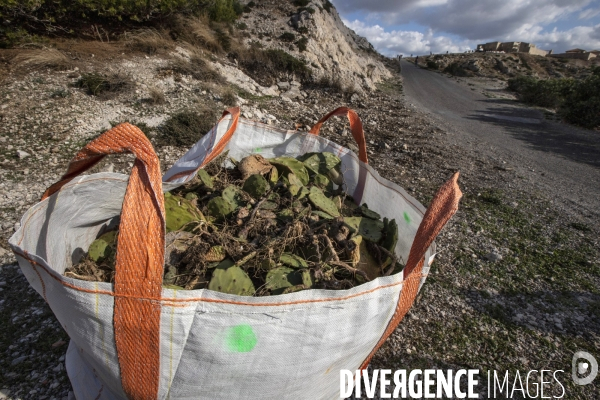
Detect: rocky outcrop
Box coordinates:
(240, 0, 391, 92)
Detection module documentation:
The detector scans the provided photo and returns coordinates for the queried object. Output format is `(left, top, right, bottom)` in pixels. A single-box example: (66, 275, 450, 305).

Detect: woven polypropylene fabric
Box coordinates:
(9, 108, 460, 400)
(359, 172, 462, 369)
(43, 123, 166, 399)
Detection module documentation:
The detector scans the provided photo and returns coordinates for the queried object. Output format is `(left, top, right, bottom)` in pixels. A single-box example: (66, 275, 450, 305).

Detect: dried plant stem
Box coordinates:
(329, 261, 369, 281)
(65, 271, 98, 282)
(239, 182, 284, 240)
(320, 234, 340, 262)
(235, 251, 257, 268)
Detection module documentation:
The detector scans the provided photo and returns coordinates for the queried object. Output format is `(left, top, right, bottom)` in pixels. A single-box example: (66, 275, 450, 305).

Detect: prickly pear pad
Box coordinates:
(10, 108, 460, 400)
(65, 150, 404, 296)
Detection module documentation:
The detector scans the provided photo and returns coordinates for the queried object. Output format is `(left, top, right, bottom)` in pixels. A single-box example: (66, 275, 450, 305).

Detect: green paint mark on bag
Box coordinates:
(403, 211, 411, 224)
(225, 324, 257, 353)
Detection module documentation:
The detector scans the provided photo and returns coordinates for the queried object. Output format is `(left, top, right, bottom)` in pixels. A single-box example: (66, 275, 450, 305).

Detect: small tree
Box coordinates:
(208, 0, 242, 23)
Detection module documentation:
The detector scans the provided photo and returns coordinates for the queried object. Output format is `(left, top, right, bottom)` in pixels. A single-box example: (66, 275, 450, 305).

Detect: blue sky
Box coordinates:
(331, 0, 600, 56)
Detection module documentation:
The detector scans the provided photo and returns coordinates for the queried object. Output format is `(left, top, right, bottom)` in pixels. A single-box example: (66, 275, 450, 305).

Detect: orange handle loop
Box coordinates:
(42, 123, 165, 399)
(165, 107, 240, 182)
(360, 172, 462, 370)
(309, 107, 368, 164)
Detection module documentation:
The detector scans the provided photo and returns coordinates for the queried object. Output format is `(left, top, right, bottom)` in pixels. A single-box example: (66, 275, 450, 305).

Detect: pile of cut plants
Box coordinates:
(64, 152, 402, 296)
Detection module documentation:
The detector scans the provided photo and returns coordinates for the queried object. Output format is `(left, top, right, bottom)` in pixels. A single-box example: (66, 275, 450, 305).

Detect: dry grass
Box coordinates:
(147, 86, 165, 104)
(234, 46, 312, 86)
(75, 72, 133, 98)
(123, 29, 174, 55)
(12, 48, 71, 71)
(178, 16, 223, 54)
(220, 87, 238, 106)
(167, 55, 224, 83)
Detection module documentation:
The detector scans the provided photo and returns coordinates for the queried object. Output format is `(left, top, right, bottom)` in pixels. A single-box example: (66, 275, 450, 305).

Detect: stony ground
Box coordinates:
(0, 44, 599, 399)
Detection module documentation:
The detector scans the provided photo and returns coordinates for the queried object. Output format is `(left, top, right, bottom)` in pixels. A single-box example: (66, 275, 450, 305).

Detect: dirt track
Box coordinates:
(400, 59, 600, 221)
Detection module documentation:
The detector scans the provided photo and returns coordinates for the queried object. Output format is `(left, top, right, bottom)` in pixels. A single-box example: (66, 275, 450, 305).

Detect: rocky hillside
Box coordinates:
(413, 52, 599, 80)
(237, 0, 390, 91)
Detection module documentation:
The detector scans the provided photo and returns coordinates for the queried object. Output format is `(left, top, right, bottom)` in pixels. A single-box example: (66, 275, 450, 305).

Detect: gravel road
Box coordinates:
(400, 59, 600, 221)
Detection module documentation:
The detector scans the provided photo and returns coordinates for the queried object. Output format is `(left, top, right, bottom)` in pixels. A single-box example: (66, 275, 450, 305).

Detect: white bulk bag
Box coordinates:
(9, 106, 461, 400)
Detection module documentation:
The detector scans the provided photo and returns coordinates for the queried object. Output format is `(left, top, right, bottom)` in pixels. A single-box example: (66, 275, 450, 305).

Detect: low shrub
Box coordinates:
(507, 76, 571, 109)
(0, 0, 242, 43)
(426, 60, 438, 70)
(220, 87, 237, 106)
(313, 74, 344, 92)
(76, 73, 132, 97)
(235, 47, 311, 85)
(297, 6, 315, 14)
(264, 49, 311, 77)
(208, 0, 243, 23)
(560, 72, 600, 129)
(156, 108, 220, 147)
(443, 62, 471, 77)
(507, 70, 600, 129)
(322, 0, 333, 12)
(296, 36, 308, 52)
(279, 32, 296, 42)
(214, 27, 231, 52)
(167, 56, 224, 83)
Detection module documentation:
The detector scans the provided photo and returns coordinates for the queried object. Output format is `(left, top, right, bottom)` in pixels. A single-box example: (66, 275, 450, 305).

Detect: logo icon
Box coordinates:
(572, 351, 598, 386)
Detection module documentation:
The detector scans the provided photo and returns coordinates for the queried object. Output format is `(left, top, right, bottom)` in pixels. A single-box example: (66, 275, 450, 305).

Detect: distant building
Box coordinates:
(476, 41, 550, 56)
(549, 48, 597, 60)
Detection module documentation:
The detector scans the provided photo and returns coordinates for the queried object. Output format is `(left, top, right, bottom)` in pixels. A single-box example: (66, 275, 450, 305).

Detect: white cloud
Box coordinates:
(579, 7, 600, 20)
(334, 0, 593, 35)
(333, 0, 448, 14)
(344, 19, 472, 56)
(513, 24, 600, 52)
(335, 0, 600, 54)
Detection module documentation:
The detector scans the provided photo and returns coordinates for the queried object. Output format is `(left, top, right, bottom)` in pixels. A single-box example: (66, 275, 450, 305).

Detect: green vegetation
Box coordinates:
(292, 0, 310, 6)
(157, 108, 219, 147)
(322, 0, 334, 12)
(443, 62, 470, 77)
(0, 0, 243, 46)
(167, 56, 224, 82)
(297, 6, 315, 14)
(208, 0, 243, 23)
(75, 73, 132, 97)
(264, 49, 310, 76)
(507, 68, 600, 129)
(426, 60, 438, 70)
(279, 32, 296, 42)
(214, 27, 231, 51)
(455, 189, 599, 293)
(507, 75, 572, 108)
(296, 36, 308, 52)
(235, 47, 312, 85)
